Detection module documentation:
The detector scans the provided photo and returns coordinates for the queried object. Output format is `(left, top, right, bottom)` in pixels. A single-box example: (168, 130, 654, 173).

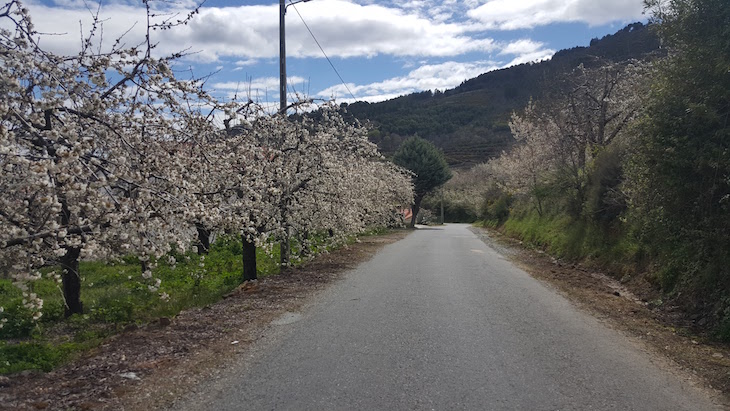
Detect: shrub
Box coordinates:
(0, 302, 36, 339)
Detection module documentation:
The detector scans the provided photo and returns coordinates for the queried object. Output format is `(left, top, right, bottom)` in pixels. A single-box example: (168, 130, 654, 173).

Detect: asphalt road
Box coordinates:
(176, 224, 721, 410)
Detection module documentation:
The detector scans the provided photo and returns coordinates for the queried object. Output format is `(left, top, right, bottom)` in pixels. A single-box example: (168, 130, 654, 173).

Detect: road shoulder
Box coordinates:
(0, 230, 411, 411)
(470, 225, 730, 407)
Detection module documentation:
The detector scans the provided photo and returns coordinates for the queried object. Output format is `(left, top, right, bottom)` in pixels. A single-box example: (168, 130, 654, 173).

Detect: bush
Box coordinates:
(89, 297, 135, 324)
(586, 146, 626, 227)
(0, 302, 36, 339)
(40, 300, 66, 324)
(481, 193, 513, 224)
(0, 341, 84, 374)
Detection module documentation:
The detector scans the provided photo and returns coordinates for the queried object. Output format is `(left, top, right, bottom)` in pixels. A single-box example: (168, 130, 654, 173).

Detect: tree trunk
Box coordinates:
(279, 195, 290, 266)
(280, 227, 290, 267)
(242, 235, 257, 282)
(196, 223, 210, 255)
(58, 192, 83, 316)
(60, 246, 83, 316)
(300, 231, 310, 258)
(409, 196, 423, 228)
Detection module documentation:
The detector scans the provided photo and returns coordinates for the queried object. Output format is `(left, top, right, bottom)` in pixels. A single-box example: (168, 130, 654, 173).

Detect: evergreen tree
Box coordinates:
(393, 137, 452, 228)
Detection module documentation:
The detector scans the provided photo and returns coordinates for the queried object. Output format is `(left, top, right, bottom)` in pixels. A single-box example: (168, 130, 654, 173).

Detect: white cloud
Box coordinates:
(212, 76, 307, 93)
(235, 59, 259, 67)
(503, 50, 554, 67)
(317, 60, 499, 103)
(499, 39, 555, 65)
(208, 75, 312, 104)
(231, 59, 259, 72)
(467, 0, 644, 30)
(23, 0, 497, 61)
(500, 39, 544, 55)
(16, 0, 635, 107)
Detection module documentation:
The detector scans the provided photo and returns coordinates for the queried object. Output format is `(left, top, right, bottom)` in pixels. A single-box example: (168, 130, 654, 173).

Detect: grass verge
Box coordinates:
(488, 211, 643, 276)
(0, 229, 393, 375)
(0, 236, 281, 374)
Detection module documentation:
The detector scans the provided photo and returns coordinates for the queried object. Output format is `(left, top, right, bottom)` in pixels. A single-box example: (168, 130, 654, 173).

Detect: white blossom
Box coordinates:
(0, 1, 413, 320)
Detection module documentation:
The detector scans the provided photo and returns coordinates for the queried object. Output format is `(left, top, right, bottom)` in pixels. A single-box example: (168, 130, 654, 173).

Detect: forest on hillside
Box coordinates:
(426, 0, 730, 338)
(344, 21, 663, 167)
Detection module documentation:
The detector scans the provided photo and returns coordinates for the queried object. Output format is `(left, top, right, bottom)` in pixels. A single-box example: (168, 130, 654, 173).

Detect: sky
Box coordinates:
(24, 0, 647, 111)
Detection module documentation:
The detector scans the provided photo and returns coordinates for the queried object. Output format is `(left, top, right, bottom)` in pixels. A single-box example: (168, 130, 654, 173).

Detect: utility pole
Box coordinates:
(279, 0, 287, 113)
(279, 0, 312, 266)
(279, 0, 312, 114)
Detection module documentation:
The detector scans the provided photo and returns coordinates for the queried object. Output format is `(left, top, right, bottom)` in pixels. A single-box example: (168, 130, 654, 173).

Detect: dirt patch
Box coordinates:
(0, 230, 410, 411)
(470, 226, 730, 406)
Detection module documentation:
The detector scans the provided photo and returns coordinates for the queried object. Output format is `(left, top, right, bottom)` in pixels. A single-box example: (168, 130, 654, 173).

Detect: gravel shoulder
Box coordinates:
(469, 225, 730, 407)
(0, 230, 411, 411)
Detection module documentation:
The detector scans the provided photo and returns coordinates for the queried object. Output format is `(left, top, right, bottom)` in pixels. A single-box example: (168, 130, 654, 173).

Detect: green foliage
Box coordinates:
(0, 301, 36, 339)
(481, 193, 513, 225)
(393, 136, 452, 199)
(714, 297, 730, 341)
(89, 297, 135, 324)
(0, 337, 103, 374)
(586, 146, 627, 228)
(0, 236, 281, 374)
(464, 2, 728, 336)
(501, 211, 642, 270)
(0, 229, 382, 374)
(360, 226, 391, 237)
(443, 202, 477, 223)
(40, 300, 66, 324)
(421, 193, 478, 223)
(503, 213, 579, 258)
(633, 0, 730, 300)
(393, 136, 452, 227)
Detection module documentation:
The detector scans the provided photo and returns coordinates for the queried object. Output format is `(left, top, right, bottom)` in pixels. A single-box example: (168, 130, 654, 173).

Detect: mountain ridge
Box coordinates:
(343, 22, 662, 167)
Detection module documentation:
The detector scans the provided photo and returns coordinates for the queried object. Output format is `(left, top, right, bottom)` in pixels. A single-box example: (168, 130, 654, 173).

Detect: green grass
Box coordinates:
(0, 236, 282, 374)
(497, 211, 642, 273)
(502, 212, 579, 257)
(0, 228, 395, 374)
(0, 340, 96, 374)
(1, 239, 279, 330)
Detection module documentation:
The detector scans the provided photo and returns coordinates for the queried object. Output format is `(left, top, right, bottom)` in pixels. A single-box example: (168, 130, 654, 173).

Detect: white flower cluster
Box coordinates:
(491, 62, 649, 201)
(0, 1, 414, 318)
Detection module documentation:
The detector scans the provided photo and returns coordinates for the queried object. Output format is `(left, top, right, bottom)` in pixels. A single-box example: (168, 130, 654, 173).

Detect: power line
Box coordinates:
(288, 1, 357, 102)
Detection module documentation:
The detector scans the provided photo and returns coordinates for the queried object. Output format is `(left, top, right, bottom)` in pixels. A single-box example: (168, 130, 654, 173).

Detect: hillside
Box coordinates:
(344, 22, 662, 167)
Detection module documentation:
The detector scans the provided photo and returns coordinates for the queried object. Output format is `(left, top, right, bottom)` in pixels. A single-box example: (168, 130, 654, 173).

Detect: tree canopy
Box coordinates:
(633, 0, 730, 293)
(393, 136, 452, 227)
(0, 1, 414, 321)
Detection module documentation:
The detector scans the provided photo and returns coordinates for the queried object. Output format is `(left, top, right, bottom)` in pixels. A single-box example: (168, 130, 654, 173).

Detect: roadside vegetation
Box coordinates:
(428, 0, 730, 339)
(0, 238, 274, 374)
(0, 230, 386, 375)
(0, 0, 413, 375)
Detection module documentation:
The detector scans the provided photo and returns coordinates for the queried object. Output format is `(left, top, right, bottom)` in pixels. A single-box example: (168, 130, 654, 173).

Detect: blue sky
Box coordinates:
(26, 0, 646, 111)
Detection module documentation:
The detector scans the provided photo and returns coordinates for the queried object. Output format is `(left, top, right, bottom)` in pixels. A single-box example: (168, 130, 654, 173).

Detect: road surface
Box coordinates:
(175, 224, 721, 410)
